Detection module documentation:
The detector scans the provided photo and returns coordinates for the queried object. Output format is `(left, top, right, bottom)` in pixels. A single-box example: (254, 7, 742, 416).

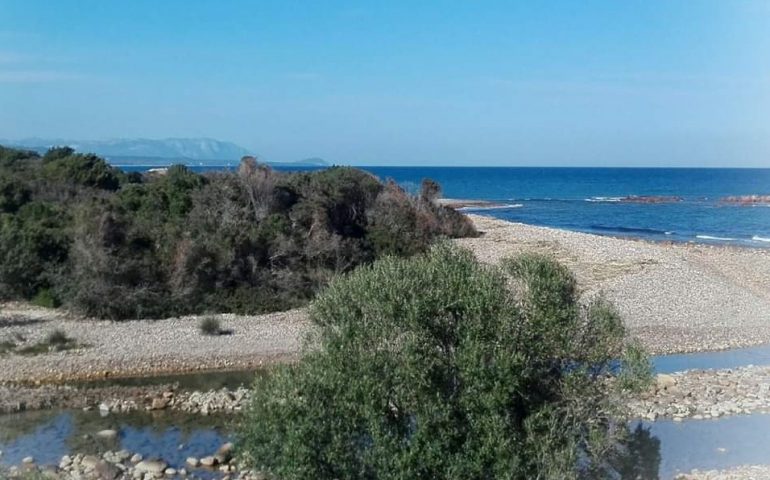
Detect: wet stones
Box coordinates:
(629, 366, 770, 420)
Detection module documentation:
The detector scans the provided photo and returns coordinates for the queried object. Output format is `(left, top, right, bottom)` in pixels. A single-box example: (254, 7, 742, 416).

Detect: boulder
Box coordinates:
(150, 397, 169, 410)
(81, 455, 101, 470)
(656, 373, 677, 390)
(135, 459, 168, 474)
(214, 442, 234, 464)
(95, 460, 121, 479)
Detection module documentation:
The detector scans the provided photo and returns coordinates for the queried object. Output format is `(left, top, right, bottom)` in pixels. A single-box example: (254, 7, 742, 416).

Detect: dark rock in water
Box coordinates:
(721, 195, 770, 205)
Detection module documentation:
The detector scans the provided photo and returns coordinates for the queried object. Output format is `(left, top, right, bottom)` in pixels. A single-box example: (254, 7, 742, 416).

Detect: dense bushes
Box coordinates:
(0, 146, 477, 319)
(238, 244, 651, 479)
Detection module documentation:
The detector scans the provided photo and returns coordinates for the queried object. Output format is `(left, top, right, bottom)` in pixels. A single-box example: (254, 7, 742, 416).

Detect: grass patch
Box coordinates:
(0, 339, 16, 355)
(199, 316, 222, 336)
(15, 329, 82, 355)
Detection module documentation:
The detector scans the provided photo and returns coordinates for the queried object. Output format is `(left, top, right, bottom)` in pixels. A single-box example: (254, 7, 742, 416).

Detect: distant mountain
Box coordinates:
(4, 137, 252, 161)
(292, 157, 330, 167)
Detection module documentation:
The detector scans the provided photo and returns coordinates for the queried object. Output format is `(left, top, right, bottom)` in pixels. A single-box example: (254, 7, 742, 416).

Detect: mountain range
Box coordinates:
(1, 137, 329, 167)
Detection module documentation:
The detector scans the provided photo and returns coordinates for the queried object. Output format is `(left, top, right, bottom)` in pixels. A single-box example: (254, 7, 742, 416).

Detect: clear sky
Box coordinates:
(1, 0, 769, 166)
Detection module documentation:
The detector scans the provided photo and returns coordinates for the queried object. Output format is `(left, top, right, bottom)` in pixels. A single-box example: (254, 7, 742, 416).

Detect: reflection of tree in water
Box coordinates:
(612, 423, 662, 480)
(0, 410, 60, 443)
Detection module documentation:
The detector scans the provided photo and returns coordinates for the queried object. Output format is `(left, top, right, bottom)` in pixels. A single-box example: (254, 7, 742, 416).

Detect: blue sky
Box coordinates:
(1, 0, 769, 166)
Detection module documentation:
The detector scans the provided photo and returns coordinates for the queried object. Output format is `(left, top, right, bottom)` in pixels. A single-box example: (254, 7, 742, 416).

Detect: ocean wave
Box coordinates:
(752, 235, 770, 243)
(460, 203, 523, 211)
(585, 196, 624, 203)
(696, 235, 736, 241)
(589, 225, 669, 235)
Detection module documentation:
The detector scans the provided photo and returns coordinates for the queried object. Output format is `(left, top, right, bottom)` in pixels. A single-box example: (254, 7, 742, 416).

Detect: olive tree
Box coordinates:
(238, 244, 650, 479)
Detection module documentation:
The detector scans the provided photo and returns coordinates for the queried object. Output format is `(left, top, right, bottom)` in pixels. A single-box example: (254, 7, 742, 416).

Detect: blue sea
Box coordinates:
(122, 165, 770, 248)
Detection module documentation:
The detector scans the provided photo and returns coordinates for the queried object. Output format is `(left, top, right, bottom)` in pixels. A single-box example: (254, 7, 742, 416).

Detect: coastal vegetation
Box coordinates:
(239, 244, 651, 479)
(0, 145, 476, 319)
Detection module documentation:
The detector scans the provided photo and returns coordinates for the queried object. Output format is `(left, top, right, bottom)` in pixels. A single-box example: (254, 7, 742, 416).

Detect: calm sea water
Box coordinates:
(121, 166, 770, 247)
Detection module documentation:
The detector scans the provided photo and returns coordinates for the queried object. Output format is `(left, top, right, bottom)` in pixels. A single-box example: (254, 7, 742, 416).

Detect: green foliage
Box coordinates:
(41, 150, 124, 190)
(0, 201, 70, 299)
(199, 316, 222, 335)
(239, 245, 650, 480)
(31, 288, 59, 308)
(0, 147, 477, 319)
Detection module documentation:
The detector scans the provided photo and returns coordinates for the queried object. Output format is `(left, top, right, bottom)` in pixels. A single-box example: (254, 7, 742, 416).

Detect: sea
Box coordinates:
(121, 165, 770, 248)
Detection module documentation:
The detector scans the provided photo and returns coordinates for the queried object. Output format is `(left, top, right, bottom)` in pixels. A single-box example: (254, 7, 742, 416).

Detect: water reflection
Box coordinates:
(2, 408, 770, 478)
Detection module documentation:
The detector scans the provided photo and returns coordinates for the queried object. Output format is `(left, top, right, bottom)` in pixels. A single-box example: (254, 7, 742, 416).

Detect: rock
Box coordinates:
(150, 397, 169, 410)
(215, 442, 234, 463)
(164, 468, 177, 476)
(59, 455, 73, 468)
(185, 457, 199, 467)
(81, 454, 101, 469)
(656, 374, 677, 390)
(199, 455, 218, 467)
(95, 460, 121, 479)
(135, 459, 168, 474)
(130, 453, 143, 463)
(96, 429, 118, 440)
(114, 450, 131, 462)
(22, 456, 34, 464)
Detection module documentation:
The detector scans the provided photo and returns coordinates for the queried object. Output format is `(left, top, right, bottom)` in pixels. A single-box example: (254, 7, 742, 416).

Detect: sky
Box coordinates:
(1, 0, 769, 167)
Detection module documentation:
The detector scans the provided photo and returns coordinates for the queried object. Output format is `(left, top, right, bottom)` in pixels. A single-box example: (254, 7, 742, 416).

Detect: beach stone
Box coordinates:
(22, 456, 34, 464)
(59, 455, 72, 468)
(96, 429, 118, 440)
(130, 453, 143, 463)
(164, 468, 177, 476)
(135, 459, 168, 474)
(150, 397, 169, 410)
(81, 454, 101, 469)
(185, 457, 199, 467)
(95, 460, 121, 479)
(656, 374, 677, 390)
(215, 442, 234, 463)
(200, 455, 218, 467)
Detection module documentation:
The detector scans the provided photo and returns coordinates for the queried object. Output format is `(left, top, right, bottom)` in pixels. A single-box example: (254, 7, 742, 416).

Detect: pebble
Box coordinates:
(96, 429, 118, 440)
(3, 447, 265, 480)
(628, 366, 770, 420)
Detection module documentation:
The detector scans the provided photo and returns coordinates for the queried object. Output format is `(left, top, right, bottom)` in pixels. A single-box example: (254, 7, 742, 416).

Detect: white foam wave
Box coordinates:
(696, 235, 736, 241)
(460, 203, 523, 211)
(585, 196, 623, 203)
(752, 235, 770, 243)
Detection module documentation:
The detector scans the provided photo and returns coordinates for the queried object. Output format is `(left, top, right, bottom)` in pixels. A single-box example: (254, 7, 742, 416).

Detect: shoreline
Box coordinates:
(2, 214, 769, 385)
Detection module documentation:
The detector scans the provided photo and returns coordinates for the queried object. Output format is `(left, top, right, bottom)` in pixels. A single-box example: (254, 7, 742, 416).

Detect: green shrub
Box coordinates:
(239, 244, 650, 479)
(0, 146, 478, 319)
(199, 316, 221, 335)
(45, 328, 70, 347)
(31, 288, 59, 308)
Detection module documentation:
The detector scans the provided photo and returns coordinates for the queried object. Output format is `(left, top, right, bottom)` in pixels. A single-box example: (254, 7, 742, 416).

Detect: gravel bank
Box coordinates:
(458, 214, 770, 355)
(2, 214, 769, 384)
(676, 465, 770, 480)
(629, 368, 770, 421)
(0, 305, 309, 383)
